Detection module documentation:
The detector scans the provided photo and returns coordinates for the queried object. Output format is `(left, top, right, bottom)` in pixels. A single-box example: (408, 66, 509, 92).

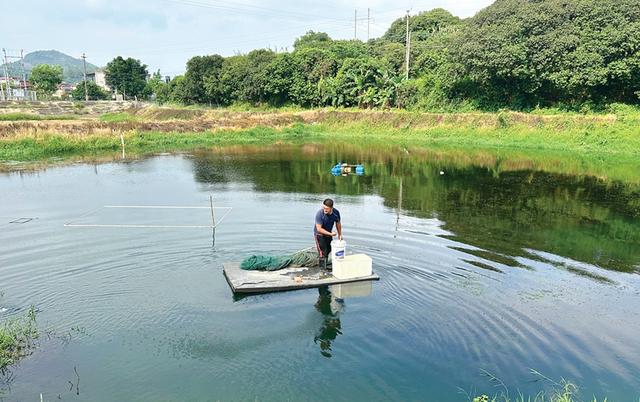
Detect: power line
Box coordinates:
(20, 50, 27, 94)
(81, 23, 350, 75)
(163, 0, 352, 23)
(82, 53, 89, 101)
(88, 18, 353, 57)
(112, 24, 354, 59)
(2, 49, 11, 100)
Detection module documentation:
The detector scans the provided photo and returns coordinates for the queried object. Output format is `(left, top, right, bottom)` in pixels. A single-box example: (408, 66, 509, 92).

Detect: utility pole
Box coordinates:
(20, 50, 28, 96)
(354, 9, 357, 40)
(2, 48, 11, 100)
(82, 53, 89, 101)
(367, 8, 370, 41)
(405, 10, 411, 80)
(0, 56, 4, 101)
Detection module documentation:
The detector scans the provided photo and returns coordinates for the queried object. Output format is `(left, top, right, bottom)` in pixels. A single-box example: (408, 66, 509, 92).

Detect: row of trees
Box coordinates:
(152, 0, 638, 110)
(28, 56, 151, 100)
(28, 0, 640, 109)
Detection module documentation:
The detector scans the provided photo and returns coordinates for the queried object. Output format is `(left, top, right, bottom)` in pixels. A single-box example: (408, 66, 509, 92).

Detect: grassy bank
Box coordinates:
(2, 106, 638, 153)
(1, 106, 639, 181)
(2, 123, 639, 184)
(0, 305, 38, 371)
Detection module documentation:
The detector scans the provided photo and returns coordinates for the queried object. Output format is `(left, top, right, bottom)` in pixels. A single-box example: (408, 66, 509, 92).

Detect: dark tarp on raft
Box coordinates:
(240, 249, 319, 271)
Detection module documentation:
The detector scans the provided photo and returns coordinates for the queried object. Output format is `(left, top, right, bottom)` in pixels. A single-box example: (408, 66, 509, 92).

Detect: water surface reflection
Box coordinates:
(190, 144, 640, 274)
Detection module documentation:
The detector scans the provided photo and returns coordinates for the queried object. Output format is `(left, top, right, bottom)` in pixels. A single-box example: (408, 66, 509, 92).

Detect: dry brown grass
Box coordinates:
(0, 111, 311, 139)
(311, 109, 618, 129)
(0, 106, 621, 140)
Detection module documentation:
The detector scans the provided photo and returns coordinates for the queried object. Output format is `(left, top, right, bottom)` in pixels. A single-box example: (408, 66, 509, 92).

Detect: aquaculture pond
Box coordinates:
(1, 143, 639, 401)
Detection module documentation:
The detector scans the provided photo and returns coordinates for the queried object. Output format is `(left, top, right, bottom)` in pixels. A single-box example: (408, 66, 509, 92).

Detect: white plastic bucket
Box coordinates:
(331, 239, 346, 261)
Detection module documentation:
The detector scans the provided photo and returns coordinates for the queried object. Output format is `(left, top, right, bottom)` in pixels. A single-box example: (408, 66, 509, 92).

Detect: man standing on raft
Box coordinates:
(314, 198, 342, 270)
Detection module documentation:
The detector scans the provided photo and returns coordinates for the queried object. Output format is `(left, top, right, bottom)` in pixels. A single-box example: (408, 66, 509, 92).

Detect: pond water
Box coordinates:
(1, 144, 639, 401)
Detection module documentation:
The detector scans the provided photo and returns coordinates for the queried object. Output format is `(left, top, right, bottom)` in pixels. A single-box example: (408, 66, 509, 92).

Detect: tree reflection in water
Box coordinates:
(191, 144, 640, 273)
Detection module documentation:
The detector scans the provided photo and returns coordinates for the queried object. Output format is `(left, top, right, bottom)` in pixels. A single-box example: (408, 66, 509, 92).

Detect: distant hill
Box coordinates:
(6, 50, 99, 84)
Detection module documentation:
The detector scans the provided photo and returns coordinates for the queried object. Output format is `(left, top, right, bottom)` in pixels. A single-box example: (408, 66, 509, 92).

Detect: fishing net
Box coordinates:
(240, 248, 319, 271)
(290, 248, 320, 267)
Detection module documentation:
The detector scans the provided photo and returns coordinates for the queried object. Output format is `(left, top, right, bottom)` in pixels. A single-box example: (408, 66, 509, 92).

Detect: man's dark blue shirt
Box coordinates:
(314, 208, 340, 235)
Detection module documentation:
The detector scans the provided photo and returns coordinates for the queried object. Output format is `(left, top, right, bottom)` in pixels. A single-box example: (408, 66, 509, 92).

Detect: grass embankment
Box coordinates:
(321, 106, 640, 153)
(1, 106, 639, 180)
(6, 106, 640, 154)
(0, 305, 38, 371)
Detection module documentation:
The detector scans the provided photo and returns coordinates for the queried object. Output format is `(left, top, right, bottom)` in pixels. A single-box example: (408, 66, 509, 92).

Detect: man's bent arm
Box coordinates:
(336, 222, 342, 239)
(316, 223, 335, 236)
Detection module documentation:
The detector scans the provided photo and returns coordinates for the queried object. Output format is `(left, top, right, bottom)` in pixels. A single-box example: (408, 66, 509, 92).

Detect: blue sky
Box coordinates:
(3, 0, 494, 77)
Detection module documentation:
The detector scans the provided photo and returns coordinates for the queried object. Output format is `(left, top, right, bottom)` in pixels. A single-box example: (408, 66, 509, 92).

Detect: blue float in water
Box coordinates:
(331, 163, 365, 176)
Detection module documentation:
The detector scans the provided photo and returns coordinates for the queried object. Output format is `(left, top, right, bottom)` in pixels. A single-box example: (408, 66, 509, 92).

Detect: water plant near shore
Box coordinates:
(469, 370, 609, 402)
(0, 304, 38, 372)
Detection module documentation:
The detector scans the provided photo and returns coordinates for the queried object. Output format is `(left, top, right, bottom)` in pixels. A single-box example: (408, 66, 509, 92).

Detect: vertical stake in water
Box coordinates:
(210, 194, 216, 246)
(120, 132, 125, 159)
(395, 177, 403, 238)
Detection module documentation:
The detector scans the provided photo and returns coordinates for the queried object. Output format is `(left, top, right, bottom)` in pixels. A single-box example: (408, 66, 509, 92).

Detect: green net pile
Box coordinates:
(240, 248, 319, 271)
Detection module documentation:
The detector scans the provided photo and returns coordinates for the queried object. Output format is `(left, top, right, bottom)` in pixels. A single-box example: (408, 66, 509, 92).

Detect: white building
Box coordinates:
(87, 70, 109, 91)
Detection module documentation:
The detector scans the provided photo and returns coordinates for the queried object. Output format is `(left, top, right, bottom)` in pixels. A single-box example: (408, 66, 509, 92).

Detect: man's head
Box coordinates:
(322, 198, 334, 214)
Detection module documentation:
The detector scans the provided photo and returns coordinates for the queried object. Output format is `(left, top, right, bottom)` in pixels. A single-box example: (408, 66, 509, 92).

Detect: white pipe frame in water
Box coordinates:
(63, 205, 233, 229)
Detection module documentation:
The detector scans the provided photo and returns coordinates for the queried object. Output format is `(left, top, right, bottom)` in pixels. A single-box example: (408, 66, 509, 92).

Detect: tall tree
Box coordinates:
(241, 49, 277, 104)
(261, 54, 296, 105)
(144, 70, 166, 100)
(383, 8, 461, 44)
(105, 56, 149, 99)
(289, 48, 338, 106)
(71, 81, 109, 100)
(293, 31, 332, 50)
(166, 75, 188, 104)
(29, 64, 63, 96)
(218, 56, 250, 105)
(184, 55, 224, 104)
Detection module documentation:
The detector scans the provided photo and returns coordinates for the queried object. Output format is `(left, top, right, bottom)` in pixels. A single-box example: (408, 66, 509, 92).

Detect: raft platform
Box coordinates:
(223, 262, 380, 294)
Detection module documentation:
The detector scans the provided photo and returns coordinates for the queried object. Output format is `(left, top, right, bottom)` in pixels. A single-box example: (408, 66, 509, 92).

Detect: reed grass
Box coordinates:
(0, 113, 75, 121)
(470, 370, 611, 402)
(0, 305, 38, 371)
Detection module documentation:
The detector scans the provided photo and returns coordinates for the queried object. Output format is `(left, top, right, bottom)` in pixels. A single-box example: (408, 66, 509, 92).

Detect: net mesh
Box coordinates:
(240, 248, 319, 271)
